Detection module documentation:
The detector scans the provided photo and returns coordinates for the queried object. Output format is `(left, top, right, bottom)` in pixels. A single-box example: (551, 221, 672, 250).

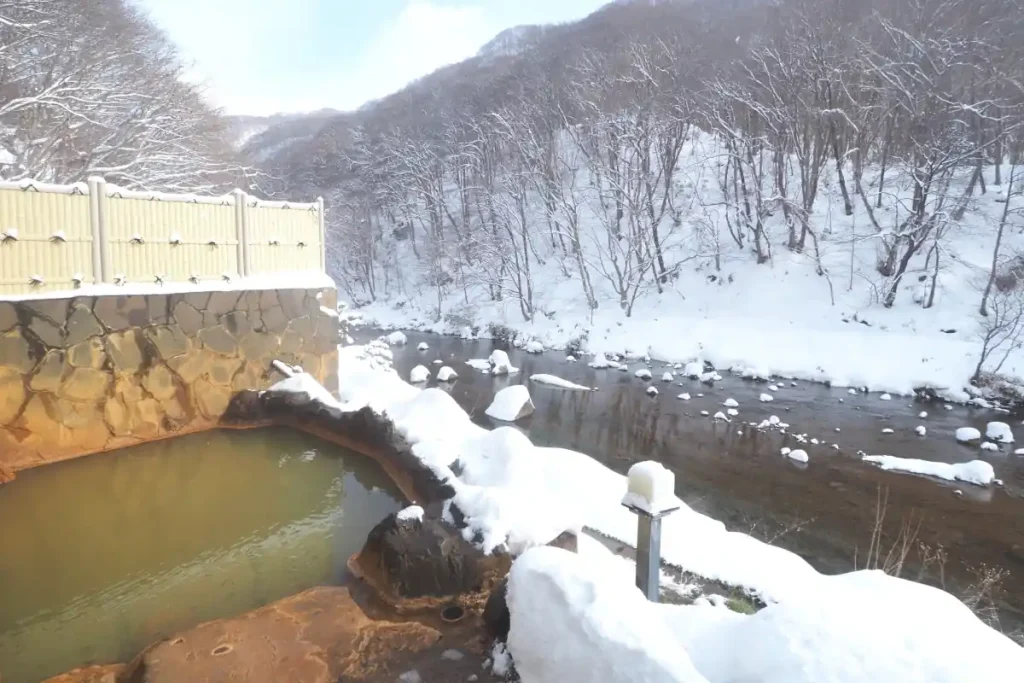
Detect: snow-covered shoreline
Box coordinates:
(271, 342, 1024, 680)
(354, 305, 1009, 404)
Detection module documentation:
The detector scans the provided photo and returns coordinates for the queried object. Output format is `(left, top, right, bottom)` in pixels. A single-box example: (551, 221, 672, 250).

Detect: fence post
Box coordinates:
(87, 176, 111, 284)
(233, 189, 249, 277)
(316, 196, 326, 272)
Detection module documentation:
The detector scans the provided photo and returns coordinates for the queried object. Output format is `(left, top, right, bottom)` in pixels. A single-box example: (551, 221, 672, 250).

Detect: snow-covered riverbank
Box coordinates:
(271, 342, 1024, 681)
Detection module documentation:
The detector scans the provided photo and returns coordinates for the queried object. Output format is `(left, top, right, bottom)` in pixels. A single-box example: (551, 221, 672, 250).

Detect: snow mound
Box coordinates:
(862, 455, 995, 486)
(409, 365, 430, 383)
(635, 368, 653, 380)
(955, 427, 981, 443)
(489, 349, 519, 375)
(759, 393, 773, 402)
(726, 408, 738, 417)
(647, 386, 659, 397)
(780, 447, 791, 455)
(882, 428, 894, 434)
(915, 425, 927, 436)
(786, 449, 809, 463)
(531, 374, 591, 391)
(713, 411, 728, 421)
(525, 340, 545, 354)
(436, 366, 458, 382)
(385, 331, 408, 346)
(879, 393, 892, 401)
(486, 385, 535, 422)
(919, 411, 928, 418)
(510, 547, 1024, 683)
(723, 398, 738, 407)
(985, 421, 1014, 443)
(417, 341, 429, 351)
(508, 547, 710, 683)
(980, 441, 999, 451)
(662, 372, 674, 382)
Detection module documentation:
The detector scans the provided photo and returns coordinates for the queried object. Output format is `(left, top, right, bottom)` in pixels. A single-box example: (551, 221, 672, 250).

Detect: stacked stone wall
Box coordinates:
(0, 287, 339, 479)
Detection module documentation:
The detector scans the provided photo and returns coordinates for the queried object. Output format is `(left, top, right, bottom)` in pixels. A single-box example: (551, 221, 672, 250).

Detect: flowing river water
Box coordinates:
(365, 329, 1024, 635)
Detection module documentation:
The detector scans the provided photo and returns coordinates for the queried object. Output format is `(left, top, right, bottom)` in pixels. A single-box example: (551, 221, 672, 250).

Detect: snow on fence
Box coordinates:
(0, 178, 325, 295)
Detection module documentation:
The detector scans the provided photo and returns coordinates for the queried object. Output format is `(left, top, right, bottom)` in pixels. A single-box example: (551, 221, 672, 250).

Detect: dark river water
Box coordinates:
(357, 329, 1024, 633)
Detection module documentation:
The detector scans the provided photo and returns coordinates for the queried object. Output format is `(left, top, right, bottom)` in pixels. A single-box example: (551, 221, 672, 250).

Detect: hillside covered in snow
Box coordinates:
(246, 0, 1024, 399)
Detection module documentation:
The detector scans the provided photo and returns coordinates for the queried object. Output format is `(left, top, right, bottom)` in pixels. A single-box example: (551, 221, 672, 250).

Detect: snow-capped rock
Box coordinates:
(525, 340, 545, 354)
(417, 341, 429, 351)
(759, 393, 774, 403)
(436, 366, 458, 382)
(723, 398, 739, 408)
(985, 421, 1014, 443)
(635, 368, 653, 380)
(915, 426, 927, 436)
(409, 365, 430, 383)
(646, 386, 659, 397)
(786, 449, 809, 463)
(661, 372, 674, 382)
(955, 427, 981, 443)
(486, 385, 535, 421)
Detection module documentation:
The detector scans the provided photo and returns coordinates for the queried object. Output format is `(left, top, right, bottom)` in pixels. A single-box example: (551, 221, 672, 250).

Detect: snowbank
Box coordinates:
(333, 344, 820, 602)
(486, 385, 535, 422)
(862, 455, 995, 486)
(530, 374, 592, 391)
(508, 547, 709, 683)
(507, 546, 1024, 683)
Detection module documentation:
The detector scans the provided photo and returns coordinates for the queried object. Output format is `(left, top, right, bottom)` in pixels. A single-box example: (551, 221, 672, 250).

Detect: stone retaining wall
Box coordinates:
(0, 286, 340, 479)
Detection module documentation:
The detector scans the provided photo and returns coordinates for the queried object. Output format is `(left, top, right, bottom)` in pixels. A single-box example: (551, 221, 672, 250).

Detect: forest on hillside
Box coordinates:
(0, 0, 247, 192)
(245, 0, 1024, 339)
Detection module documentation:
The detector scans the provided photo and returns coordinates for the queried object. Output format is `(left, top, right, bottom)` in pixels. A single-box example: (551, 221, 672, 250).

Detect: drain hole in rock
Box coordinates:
(440, 605, 465, 623)
(211, 644, 233, 656)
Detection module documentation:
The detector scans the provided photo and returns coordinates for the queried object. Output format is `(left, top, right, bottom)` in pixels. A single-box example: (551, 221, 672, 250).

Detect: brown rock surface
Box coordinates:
(30, 350, 68, 392)
(1, 329, 36, 372)
(65, 304, 104, 347)
(60, 367, 111, 401)
(194, 378, 231, 419)
(29, 314, 64, 347)
(68, 338, 107, 369)
(134, 587, 440, 683)
(198, 325, 237, 356)
(172, 301, 203, 337)
(145, 325, 188, 359)
(41, 663, 126, 683)
(0, 301, 17, 333)
(105, 331, 144, 373)
(0, 366, 26, 423)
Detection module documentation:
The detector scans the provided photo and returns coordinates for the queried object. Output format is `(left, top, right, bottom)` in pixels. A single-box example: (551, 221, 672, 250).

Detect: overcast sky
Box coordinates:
(137, 0, 607, 116)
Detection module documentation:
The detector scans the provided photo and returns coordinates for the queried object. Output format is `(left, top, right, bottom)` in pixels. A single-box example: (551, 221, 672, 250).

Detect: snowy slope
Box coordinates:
(352, 134, 1024, 401)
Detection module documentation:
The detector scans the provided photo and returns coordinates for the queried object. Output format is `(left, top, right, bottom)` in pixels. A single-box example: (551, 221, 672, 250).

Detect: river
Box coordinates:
(356, 329, 1024, 635)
